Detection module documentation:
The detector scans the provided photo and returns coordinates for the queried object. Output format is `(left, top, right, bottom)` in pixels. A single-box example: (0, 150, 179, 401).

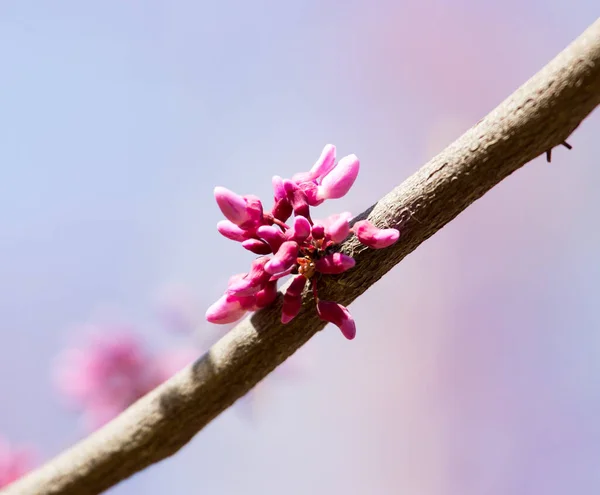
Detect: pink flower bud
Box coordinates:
(287, 216, 311, 243)
(205, 294, 251, 324)
(265, 241, 299, 275)
(255, 280, 278, 309)
(292, 144, 337, 183)
(216, 220, 251, 242)
(239, 194, 264, 229)
(242, 238, 272, 255)
(227, 257, 271, 296)
(268, 265, 296, 281)
(311, 224, 325, 240)
(317, 154, 360, 201)
(214, 186, 249, 225)
(315, 253, 355, 274)
(352, 220, 399, 249)
(326, 212, 352, 243)
(283, 180, 311, 220)
(272, 175, 286, 201)
(298, 180, 323, 207)
(271, 197, 293, 222)
(281, 275, 307, 323)
(214, 187, 263, 228)
(316, 300, 356, 340)
(257, 225, 286, 252)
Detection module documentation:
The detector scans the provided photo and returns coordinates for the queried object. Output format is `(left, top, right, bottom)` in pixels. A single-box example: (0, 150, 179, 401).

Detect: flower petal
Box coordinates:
(326, 212, 352, 243)
(292, 144, 337, 183)
(272, 175, 286, 201)
(316, 300, 356, 339)
(317, 154, 360, 200)
(283, 180, 311, 220)
(315, 253, 355, 274)
(216, 220, 251, 242)
(352, 220, 399, 248)
(265, 241, 299, 275)
(241, 238, 272, 255)
(227, 257, 271, 296)
(255, 280, 278, 309)
(281, 275, 307, 323)
(214, 187, 264, 228)
(287, 215, 311, 243)
(257, 225, 286, 252)
(311, 224, 325, 240)
(205, 295, 249, 324)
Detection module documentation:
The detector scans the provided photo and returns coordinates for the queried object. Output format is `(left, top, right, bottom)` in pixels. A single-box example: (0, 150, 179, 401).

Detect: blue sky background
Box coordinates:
(2, 2, 600, 494)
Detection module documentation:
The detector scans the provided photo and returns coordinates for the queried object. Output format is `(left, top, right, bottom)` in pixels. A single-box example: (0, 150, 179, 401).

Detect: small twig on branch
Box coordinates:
(546, 140, 573, 162)
(5, 18, 600, 495)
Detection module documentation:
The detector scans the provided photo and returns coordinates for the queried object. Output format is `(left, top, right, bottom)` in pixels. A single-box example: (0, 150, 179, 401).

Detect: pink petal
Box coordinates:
(272, 175, 286, 201)
(214, 186, 249, 225)
(287, 215, 311, 243)
(315, 253, 356, 274)
(352, 220, 400, 249)
(310, 144, 337, 181)
(316, 300, 356, 340)
(326, 212, 352, 243)
(257, 225, 286, 252)
(216, 220, 251, 242)
(205, 294, 250, 324)
(317, 154, 360, 201)
(271, 197, 293, 222)
(292, 144, 337, 183)
(281, 275, 307, 324)
(268, 265, 295, 281)
(298, 181, 323, 207)
(238, 194, 264, 229)
(283, 180, 311, 220)
(242, 238, 272, 255)
(255, 280, 278, 309)
(265, 241, 299, 275)
(227, 257, 271, 296)
(214, 187, 264, 228)
(311, 224, 325, 240)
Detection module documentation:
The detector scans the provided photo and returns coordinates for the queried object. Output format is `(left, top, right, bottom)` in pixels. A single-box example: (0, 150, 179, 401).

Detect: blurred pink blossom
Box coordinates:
(53, 326, 196, 431)
(0, 437, 37, 489)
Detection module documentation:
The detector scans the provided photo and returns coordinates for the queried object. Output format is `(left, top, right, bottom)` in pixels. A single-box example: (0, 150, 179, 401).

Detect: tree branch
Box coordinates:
(5, 18, 600, 495)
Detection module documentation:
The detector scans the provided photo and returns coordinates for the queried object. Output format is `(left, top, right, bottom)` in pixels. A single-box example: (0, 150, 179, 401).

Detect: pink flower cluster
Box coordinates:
(53, 327, 195, 430)
(206, 144, 399, 339)
(0, 437, 36, 489)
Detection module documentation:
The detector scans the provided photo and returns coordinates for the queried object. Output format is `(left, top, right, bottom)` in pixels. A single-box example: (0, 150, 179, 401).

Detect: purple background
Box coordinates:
(1, 2, 600, 493)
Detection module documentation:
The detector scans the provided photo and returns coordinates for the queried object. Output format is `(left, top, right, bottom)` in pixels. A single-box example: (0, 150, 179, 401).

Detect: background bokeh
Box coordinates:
(2, 2, 600, 493)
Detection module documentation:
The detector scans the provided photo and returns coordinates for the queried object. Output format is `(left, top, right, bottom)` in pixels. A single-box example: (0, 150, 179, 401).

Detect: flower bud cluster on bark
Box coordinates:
(206, 144, 399, 340)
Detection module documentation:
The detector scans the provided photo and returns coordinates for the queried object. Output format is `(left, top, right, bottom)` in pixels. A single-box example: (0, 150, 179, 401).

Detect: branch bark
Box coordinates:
(5, 18, 600, 495)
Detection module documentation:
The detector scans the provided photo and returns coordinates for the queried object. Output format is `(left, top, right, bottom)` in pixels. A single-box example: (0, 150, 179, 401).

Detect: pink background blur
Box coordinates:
(1, 2, 600, 494)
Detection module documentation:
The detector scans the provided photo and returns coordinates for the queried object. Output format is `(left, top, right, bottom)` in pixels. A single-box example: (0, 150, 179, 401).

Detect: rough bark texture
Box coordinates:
(5, 18, 600, 495)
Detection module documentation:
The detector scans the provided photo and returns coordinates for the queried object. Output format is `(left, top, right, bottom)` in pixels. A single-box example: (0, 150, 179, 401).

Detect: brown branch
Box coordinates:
(5, 18, 600, 495)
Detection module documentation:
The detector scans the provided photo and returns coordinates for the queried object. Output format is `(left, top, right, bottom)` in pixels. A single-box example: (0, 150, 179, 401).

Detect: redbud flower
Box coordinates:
(217, 220, 252, 242)
(352, 219, 400, 248)
(54, 327, 195, 430)
(292, 144, 337, 184)
(282, 275, 307, 323)
(214, 187, 264, 230)
(265, 241, 299, 275)
(242, 238, 272, 255)
(316, 300, 356, 340)
(206, 293, 253, 324)
(314, 253, 356, 274)
(208, 144, 399, 340)
(0, 437, 36, 489)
